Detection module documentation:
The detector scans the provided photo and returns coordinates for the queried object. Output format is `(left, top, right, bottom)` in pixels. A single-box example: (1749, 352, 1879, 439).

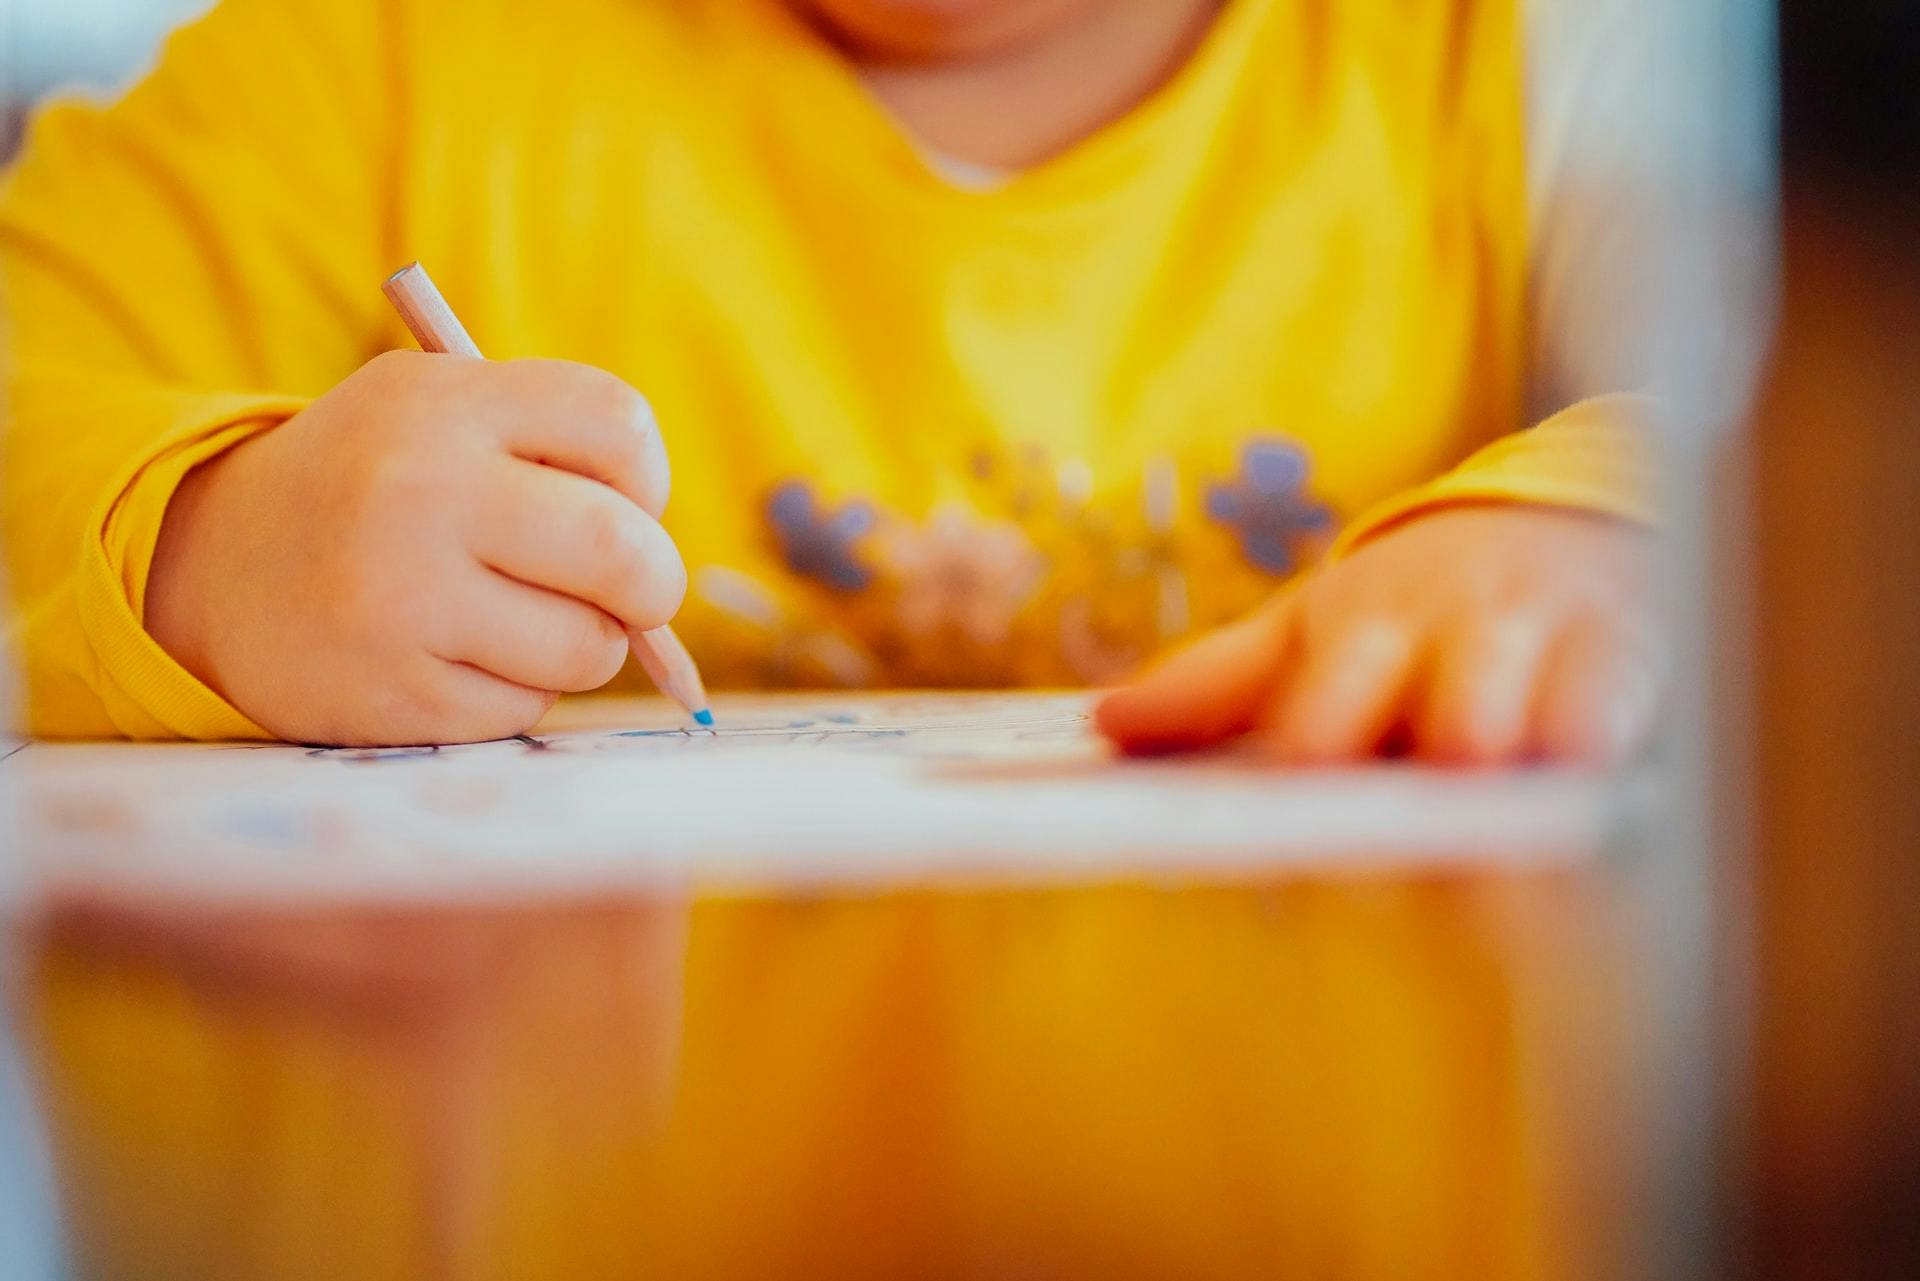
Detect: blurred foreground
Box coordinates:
(25, 870, 1630, 1281)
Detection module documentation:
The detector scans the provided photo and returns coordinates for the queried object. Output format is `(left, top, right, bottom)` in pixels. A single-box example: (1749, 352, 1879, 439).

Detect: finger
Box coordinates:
(1415, 614, 1556, 765)
(1094, 594, 1296, 755)
(1259, 617, 1421, 763)
(428, 660, 560, 743)
(335, 657, 554, 747)
(491, 359, 670, 517)
(471, 460, 688, 634)
(435, 570, 630, 694)
(1530, 615, 1658, 764)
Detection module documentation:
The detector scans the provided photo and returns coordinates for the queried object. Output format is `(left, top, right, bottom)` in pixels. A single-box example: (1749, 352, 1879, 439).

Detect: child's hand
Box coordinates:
(1096, 506, 1659, 765)
(146, 350, 684, 745)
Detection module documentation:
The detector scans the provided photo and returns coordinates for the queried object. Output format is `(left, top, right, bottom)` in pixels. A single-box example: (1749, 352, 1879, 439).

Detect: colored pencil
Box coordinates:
(382, 262, 712, 725)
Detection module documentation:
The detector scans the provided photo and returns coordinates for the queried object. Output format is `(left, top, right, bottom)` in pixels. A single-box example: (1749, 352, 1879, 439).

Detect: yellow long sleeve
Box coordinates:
(1331, 394, 1659, 557)
(1, 0, 400, 737)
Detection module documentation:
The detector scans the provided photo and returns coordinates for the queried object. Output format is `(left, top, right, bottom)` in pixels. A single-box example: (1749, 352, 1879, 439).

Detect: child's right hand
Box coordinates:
(145, 350, 685, 745)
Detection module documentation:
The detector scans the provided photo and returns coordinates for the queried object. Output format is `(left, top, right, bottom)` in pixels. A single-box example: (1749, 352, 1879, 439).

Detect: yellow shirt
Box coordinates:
(1, 0, 1651, 740)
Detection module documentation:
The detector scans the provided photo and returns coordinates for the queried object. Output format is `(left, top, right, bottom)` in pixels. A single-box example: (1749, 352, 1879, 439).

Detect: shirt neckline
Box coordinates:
(728, 0, 1267, 217)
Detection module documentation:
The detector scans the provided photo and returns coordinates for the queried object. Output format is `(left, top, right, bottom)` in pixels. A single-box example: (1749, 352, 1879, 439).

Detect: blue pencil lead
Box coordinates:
(692, 708, 715, 727)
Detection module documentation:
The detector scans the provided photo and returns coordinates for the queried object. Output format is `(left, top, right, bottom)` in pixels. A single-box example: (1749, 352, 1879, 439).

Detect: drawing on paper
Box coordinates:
(274, 693, 1097, 765)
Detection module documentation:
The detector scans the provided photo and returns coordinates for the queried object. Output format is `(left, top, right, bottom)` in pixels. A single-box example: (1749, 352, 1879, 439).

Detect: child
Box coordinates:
(0, 0, 1670, 759)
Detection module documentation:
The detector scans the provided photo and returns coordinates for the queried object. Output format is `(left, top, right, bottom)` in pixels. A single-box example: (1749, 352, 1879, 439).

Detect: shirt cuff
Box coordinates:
(1329, 393, 1661, 559)
(74, 394, 308, 740)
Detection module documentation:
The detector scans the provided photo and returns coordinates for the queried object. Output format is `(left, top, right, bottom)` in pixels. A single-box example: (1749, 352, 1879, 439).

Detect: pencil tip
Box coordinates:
(692, 708, 715, 727)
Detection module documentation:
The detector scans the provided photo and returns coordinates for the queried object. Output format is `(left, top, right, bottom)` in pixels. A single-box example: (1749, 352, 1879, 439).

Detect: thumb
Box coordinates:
(1095, 592, 1297, 755)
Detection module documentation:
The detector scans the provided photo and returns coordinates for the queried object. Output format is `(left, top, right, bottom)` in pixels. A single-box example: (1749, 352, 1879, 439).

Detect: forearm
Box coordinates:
(1, 0, 397, 737)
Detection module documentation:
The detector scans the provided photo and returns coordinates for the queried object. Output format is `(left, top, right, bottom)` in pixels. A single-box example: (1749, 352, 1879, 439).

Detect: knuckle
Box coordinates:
(636, 430, 670, 515)
(516, 359, 640, 423)
(1538, 710, 1601, 763)
(1286, 718, 1350, 764)
(1348, 611, 1415, 650)
(591, 371, 650, 431)
(599, 402, 651, 474)
(365, 347, 449, 387)
(633, 536, 688, 628)
(407, 685, 458, 734)
(449, 680, 557, 744)
(659, 564, 690, 624)
(586, 377, 660, 486)
(584, 512, 670, 626)
(569, 499, 685, 629)
(1421, 705, 1475, 760)
(579, 500, 641, 576)
(499, 357, 590, 415)
(1448, 713, 1517, 764)
(363, 448, 449, 515)
(364, 348, 417, 382)
(1295, 589, 1355, 647)
(559, 612, 628, 690)
(364, 348, 461, 416)
(369, 673, 458, 744)
(564, 365, 652, 443)
(499, 687, 560, 736)
(1534, 680, 1613, 763)
(500, 356, 571, 388)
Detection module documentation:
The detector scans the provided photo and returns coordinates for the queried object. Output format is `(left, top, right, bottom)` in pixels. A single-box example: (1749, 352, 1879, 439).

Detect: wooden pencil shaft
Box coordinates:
(631, 623, 709, 716)
(382, 263, 482, 358)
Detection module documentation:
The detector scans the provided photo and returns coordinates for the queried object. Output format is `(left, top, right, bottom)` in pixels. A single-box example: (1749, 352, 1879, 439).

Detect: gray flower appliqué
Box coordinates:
(767, 481, 876, 592)
(1206, 439, 1333, 574)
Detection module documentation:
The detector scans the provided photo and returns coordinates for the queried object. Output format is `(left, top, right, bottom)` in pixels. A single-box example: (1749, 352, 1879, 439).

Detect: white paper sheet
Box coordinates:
(2, 693, 1626, 902)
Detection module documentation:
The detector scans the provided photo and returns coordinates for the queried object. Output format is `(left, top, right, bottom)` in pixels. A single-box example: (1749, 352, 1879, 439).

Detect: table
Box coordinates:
(4, 693, 1648, 1281)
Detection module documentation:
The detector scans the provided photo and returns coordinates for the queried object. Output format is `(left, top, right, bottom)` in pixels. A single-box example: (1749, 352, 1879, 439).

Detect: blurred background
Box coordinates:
(0, 7, 219, 1276)
(2, 1, 1917, 1278)
(1741, 0, 1920, 1274)
(0, 0, 210, 156)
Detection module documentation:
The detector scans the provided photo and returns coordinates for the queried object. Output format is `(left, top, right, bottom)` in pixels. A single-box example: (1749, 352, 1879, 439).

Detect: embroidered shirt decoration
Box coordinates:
(1206, 438, 1333, 574)
(883, 503, 1044, 647)
(766, 480, 877, 592)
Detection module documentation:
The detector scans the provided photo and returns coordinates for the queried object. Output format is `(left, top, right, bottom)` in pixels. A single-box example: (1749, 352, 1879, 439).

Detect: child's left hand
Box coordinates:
(1095, 505, 1660, 765)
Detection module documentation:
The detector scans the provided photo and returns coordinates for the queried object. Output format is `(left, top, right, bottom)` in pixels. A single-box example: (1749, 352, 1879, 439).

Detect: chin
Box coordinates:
(799, 0, 1098, 59)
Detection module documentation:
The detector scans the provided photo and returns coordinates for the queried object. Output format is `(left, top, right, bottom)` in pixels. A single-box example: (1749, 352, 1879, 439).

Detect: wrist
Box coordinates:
(144, 443, 246, 693)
